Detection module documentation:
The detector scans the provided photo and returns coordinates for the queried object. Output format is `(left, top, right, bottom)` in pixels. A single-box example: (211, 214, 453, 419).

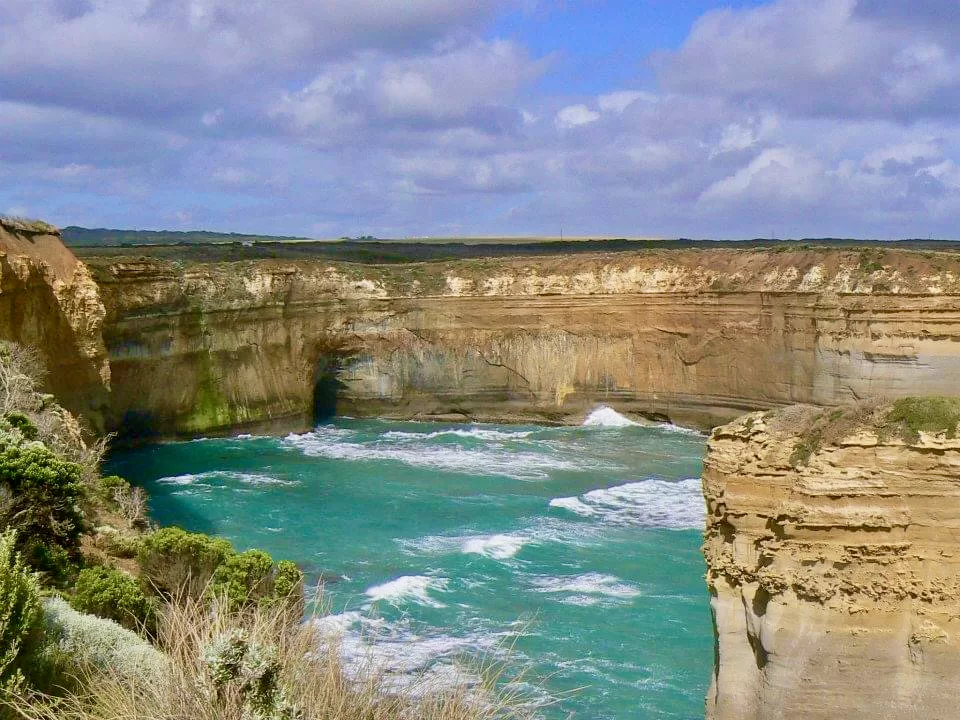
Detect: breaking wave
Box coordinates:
(549, 478, 704, 529)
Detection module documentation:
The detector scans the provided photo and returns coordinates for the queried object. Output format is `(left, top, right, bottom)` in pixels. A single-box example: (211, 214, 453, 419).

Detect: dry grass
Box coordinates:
(10, 594, 535, 720)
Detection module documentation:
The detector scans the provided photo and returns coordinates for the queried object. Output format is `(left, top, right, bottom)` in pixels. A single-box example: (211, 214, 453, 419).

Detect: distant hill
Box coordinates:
(61, 226, 312, 247)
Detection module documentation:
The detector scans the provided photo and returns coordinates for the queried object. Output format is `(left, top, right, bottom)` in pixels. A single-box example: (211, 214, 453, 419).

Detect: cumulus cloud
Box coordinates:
(271, 39, 543, 141)
(555, 104, 600, 129)
(1, 0, 959, 238)
(659, 0, 960, 121)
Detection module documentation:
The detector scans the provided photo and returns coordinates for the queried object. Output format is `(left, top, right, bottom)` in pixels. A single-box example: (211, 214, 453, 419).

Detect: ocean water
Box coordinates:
(106, 408, 711, 719)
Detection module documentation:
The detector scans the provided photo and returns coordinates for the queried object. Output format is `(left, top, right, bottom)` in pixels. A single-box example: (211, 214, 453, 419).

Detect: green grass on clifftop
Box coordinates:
(883, 397, 960, 443)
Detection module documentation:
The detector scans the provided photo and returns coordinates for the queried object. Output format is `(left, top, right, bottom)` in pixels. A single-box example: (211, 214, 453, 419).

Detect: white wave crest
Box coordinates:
(461, 534, 526, 559)
(156, 471, 296, 487)
(530, 572, 640, 606)
(365, 575, 449, 608)
(284, 428, 586, 480)
(655, 422, 705, 436)
(382, 427, 534, 442)
(582, 406, 638, 427)
(549, 478, 704, 529)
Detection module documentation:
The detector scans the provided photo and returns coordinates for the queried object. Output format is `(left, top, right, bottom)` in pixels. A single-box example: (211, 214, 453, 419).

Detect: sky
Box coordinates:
(1, 0, 959, 239)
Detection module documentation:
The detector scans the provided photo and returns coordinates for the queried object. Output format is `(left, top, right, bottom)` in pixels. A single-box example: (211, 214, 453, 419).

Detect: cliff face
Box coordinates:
(0, 221, 109, 429)
(703, 403, 960, 719)
(7, 227, 960, 439)
(82, 246, 960, 438)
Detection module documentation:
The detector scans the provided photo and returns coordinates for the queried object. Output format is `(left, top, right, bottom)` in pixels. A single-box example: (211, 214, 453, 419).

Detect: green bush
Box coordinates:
(138, 527, 234, 600)
(0, 440, 86, 580)
(2, 413, 38, 442)
(0, 530, 44, 697)
(210, 550, 274, 611)
(41, 597, 167, 684)
(138, 528, 304, 612)
(97, 475, 130, 505)
(272, 561, 303, 602)
(71, 567, 157, 635)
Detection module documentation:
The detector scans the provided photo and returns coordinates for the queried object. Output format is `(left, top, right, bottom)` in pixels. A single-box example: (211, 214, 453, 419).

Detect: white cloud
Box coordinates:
(555, 104, 600, 129)
(699, 147, 826, 206)
(597, 91, 653, 114)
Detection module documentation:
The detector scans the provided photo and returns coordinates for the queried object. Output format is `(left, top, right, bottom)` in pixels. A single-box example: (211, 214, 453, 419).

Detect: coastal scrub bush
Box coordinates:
(0, 530, 43, 697)
(13, 594, 532, 720)
(2, 413, 38, 441)
(98, 475, 148, 528)
(209, 549, 274, 611)
(138, 527, 234, 600)
(0, 438, 86, 580)
(41, 596, 167, 684)
(884, 396, 960, 443)
(71, 566, 157, 634)
(139, 528, 304, 611)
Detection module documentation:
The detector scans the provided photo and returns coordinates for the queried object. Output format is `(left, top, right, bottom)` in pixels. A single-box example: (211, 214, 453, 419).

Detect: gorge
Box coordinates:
(5, 218, 960, 718)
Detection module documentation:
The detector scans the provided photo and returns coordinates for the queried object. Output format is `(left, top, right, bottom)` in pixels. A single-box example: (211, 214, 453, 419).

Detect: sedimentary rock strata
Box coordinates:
(703, 403, 960, 719)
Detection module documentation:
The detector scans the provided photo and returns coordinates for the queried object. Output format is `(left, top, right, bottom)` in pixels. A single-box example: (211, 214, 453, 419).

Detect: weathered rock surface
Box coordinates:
(8, 226, 960, 438)
(0, 221, 109, 428)
(703, 403, 960, 720)
(83, 245, 960, 438)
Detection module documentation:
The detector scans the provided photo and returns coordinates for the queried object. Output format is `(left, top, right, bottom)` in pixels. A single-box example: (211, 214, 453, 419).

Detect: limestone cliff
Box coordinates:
(81, 245, 960, 438)
(703, 400, 960, 720)
(0, 220, 109, 429)
(7, 224, 960, 439)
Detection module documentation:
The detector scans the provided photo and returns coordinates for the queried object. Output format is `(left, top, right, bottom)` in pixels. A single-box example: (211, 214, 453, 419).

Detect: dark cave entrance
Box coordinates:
(312, 357, 341, 424)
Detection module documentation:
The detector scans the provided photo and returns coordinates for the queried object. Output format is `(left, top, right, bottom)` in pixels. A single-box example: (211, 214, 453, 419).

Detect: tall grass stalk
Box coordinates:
(9, 593, 536, 720)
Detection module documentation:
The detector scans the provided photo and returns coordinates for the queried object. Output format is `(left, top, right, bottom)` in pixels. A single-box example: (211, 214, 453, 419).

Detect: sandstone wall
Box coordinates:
(0, 221, 109, 428)
(703, 404, 960, 719)
(83, 246, 960, 437)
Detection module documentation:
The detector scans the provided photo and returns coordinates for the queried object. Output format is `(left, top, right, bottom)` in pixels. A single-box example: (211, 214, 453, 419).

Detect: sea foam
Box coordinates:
(284, 426, 589, 481)
(582, 406, 638, 427)
(365, 575, 449, 608)
(156, 471, 296, 487)
(461, 534, 526, 559)
(530, 572, 641, 606)
(549, 478, 705, 529)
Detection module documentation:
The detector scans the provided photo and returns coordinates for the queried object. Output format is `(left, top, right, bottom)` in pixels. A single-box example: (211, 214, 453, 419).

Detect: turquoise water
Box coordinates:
(106, 410, 711, 719)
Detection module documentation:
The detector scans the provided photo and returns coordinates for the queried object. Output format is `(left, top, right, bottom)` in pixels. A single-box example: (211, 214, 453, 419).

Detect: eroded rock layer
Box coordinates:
(84, 246, 960, 437)
(703, 404, 960, 720)
(8, 226, 960, 438)
(0, 221, 109, 428)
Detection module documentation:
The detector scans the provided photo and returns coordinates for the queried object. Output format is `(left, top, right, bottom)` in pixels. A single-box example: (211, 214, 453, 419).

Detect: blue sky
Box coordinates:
(1, 0, 958, 238)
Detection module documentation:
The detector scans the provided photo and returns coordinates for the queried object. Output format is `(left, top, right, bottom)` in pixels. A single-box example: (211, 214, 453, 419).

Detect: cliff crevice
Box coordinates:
(704, 401, 960, 719)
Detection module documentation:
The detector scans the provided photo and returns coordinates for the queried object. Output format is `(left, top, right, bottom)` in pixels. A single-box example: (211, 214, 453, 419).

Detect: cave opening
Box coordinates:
(312, 358, 340, 424)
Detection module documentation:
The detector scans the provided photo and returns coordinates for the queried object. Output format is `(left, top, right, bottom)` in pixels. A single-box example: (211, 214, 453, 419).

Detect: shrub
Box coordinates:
(138, 527, 233, 600)
(0, 439, 86, 580)
(13, 594, 531, 720)
(3, 413, 38, 441)
(884, 397, 960, 443)
(273, 561, 304, 603)
(96, 475, 129, 504)
(139, 529, 303, 611)
(210, 549, 275, 611)
(40, 597, 167, 684)
(71, 567, 157, 635)
(0, 530, 43, 696)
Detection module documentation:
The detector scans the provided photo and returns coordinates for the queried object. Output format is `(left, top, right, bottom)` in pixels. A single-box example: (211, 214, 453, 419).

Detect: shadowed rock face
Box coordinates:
(703, 404, 960, 720)
(9, 227, 960, 438)
(85, 245, 960, 439)
(0, 222, 109, 429)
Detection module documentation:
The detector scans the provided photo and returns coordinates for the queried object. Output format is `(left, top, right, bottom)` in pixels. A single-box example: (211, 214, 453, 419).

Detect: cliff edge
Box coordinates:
(703, 399, 960, 719)
(0, 218, 109, 429)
